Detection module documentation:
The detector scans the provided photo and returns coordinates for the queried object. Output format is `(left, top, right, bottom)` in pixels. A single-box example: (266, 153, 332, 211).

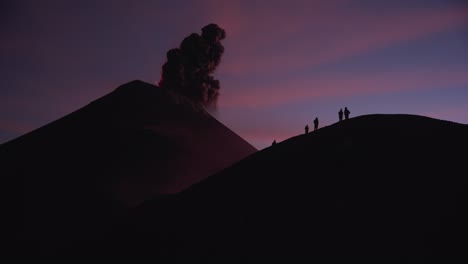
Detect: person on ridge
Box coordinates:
(305, 125, 309, 134)
(313, 117, 319, 131)
(272, 140, 277, 146)
(338, 108, 343, 122)
(344, 107, 350, 120)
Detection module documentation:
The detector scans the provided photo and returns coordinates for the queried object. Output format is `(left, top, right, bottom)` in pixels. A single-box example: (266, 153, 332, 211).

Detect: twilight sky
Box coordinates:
(1, 0, 467, 149)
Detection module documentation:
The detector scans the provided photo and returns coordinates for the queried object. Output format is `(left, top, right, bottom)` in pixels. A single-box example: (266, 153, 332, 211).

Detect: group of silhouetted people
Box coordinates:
(272, 107, 352, 146)
(304, 107, 351, 135)
(338, 107, 350, 122)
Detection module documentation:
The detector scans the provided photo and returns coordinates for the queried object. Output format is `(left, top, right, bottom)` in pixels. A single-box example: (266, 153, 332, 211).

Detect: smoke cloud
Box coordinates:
(159, 24, 226, 108)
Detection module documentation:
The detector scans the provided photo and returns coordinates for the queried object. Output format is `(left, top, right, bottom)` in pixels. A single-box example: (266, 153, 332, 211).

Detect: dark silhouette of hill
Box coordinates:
(80, 114, 468, 260)
(0, 80, 256, 254)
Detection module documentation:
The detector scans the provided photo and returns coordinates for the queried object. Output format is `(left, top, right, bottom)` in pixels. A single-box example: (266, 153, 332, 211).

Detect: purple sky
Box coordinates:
(1, 0, 467, 149)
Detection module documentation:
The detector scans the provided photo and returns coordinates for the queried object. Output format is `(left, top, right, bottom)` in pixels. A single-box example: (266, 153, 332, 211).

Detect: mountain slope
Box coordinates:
(0, 80, 256, 252)
(100, 114, 468, 258)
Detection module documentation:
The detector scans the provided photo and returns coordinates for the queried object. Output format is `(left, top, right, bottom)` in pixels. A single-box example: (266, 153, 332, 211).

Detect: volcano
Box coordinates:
(1, 80, 256, 252)
(87, 114, 468, 259)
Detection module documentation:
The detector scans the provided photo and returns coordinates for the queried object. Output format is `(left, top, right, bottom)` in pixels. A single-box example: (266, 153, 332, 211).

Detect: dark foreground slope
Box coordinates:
(0, 80, 256, 253)
(94, 114, 468, 259)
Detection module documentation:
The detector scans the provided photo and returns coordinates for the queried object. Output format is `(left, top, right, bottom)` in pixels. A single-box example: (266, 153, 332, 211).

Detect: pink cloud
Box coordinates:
(0, 121, 35, 135)
(234, 128, 297, 149)
(211, 5, 468, 77)
(422, 105, 468, 124)
(219, 69, 468, 108)
(240, 128, 295, 142)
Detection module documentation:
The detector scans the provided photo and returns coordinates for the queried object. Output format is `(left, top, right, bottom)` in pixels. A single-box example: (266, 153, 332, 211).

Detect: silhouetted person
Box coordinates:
(313, 117, 319, 131)
(344, 107, 350, 120)
(272, 140, 276, 146)
(338, 108, 343, 122)
(305, 125, 309, 134)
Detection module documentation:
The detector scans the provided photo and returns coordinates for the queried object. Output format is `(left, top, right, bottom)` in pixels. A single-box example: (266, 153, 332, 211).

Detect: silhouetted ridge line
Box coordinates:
(1, 79, 256, 255)
(181, 113, 468, 196)
(80, 113, 468, 258)
(112, 80, 209, 114)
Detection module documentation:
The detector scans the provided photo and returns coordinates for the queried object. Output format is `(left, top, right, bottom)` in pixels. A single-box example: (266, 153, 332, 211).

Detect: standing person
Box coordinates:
(338, 108, 343, 122)
(313, 117, 319, 131)
(305, 125, 309, 134)
(344, 107, 350, 120)
(272, 140, 277, 146)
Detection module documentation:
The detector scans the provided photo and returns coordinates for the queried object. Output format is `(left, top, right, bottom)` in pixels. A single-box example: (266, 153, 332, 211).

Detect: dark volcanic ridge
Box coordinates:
(4, 81, 468, 258)
(1, 80, 256, 253)
(86, 114, 468, 258)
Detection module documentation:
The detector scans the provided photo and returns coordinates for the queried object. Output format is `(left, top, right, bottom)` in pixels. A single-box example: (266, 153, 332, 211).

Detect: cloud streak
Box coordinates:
(212, 5, 467, 77)
(220, 68, 468, 108)
(0, 120, 35, 137)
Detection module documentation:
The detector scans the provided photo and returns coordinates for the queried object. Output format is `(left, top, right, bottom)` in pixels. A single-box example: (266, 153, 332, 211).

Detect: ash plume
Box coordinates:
(159, 24, 226, 108)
